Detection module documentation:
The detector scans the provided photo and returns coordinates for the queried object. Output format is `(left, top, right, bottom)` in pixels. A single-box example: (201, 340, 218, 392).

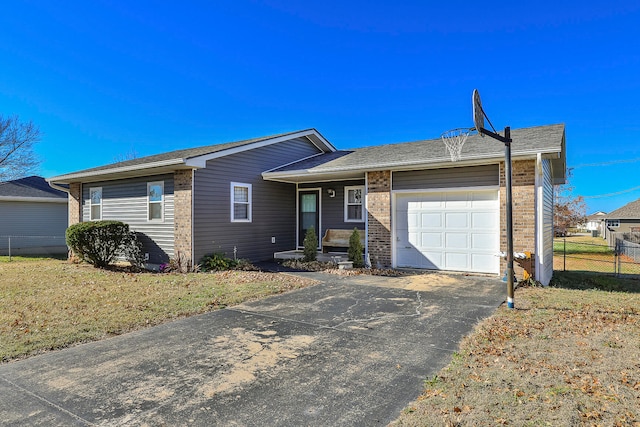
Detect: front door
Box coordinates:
(298, 190, 320, 247)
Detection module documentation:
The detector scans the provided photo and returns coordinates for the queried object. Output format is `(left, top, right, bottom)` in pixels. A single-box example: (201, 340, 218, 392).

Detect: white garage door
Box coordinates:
(394, 190, 500, 274)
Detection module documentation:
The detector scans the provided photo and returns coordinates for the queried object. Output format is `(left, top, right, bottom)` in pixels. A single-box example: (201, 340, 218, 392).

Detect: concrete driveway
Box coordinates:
(0, 271, 505, 426)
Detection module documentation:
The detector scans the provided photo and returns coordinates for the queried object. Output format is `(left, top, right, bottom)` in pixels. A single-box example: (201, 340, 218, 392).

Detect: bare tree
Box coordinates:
(554, 168, 587, 236)
(0, 115, 41, 181)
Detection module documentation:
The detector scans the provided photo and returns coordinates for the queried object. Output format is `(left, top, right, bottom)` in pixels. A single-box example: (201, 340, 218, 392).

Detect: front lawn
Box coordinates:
(0, 258, 316, 362)
(393, 281, 640, 426)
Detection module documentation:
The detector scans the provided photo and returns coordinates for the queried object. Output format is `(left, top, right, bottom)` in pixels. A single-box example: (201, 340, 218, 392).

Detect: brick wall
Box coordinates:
(366, 170, 392, 268)
(500, 159, 536, 278)
(174, 170, 193, 263)
(68, 182, 82, 226)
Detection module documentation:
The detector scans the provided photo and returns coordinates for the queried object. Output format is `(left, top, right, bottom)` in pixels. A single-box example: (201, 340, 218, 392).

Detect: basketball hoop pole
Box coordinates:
(478, 125, 515, 309)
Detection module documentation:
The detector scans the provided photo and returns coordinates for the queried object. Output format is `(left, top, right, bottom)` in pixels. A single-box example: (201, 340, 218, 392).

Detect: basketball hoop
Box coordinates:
(441, 127, 473, 162)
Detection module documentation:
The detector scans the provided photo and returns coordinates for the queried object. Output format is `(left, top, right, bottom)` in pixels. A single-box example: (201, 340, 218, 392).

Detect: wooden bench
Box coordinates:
(321, 229, 365, 253)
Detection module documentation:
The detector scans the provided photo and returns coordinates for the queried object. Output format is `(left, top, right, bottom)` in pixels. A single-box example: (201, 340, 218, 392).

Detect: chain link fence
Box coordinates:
(0, 235, 68, 258)
(554, 235, 640, 277)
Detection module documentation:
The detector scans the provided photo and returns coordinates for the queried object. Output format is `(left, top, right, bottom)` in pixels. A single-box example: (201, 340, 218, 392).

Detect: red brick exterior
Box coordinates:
(174, 170, 193, 262)
(366, 170, 392, 268)
(68, 182, 82, 226)
(500, 159, 537, 278)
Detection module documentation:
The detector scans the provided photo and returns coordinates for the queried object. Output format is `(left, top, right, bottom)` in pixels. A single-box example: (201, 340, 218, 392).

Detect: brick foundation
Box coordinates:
(174, 170, 193, 263)
(366, 170, 392, 268)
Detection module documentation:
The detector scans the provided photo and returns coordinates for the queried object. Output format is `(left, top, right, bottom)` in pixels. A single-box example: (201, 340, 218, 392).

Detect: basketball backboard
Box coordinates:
(472, 89, 485, 136)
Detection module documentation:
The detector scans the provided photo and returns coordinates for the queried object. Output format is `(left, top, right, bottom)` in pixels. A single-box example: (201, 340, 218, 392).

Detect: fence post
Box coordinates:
(8, 236, 11, 261)
(563, 238, 566, 271)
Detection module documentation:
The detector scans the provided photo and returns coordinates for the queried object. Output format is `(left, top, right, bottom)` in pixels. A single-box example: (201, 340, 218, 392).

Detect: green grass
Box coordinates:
(0, 259, 316, 362)
(551, 270, 640, 292)
(553, 238, 613, 255)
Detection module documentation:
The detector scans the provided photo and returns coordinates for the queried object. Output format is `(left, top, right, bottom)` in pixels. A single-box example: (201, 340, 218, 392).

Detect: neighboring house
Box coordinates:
(583, 211, 607, 235)
(602, 198, 640, 240)
(0, 175, 68, 255)
(48, 124, 566, 285)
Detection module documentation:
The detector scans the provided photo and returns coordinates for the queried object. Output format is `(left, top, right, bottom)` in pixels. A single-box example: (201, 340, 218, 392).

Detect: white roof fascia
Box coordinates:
(263, 151, 550, 181)
(48, 159, 187, 183)
(185, 130, 336, 169)
(0, 196, 68, 203)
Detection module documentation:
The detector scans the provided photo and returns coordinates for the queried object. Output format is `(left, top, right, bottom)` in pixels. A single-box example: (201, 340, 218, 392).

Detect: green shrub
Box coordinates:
(65, 221, 143, 268)
(348, 228, 364, 267)
(200, 252, 235, 272)
(302, 227, 318, 262)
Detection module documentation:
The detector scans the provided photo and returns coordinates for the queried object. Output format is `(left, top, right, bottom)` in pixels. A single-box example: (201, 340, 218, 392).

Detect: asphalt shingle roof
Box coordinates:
(605, 199, 640, 220)
(270, 124, 565, 173)
(67, 129, 313, 176)
(0, 176, 67, 199)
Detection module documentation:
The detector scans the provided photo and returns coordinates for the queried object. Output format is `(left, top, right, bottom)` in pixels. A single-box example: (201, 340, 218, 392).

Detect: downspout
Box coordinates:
(534, 153, 543, 285)
(364, 172, 369, 267)
(191, 168, 195, 267)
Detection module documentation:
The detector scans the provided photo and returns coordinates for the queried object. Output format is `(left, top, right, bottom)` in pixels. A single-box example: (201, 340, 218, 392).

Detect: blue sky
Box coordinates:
(2, 1, 639, 214)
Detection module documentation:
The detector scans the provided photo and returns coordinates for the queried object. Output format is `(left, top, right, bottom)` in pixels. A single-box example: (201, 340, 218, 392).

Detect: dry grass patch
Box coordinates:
(394, 286, 640, 426)
(0, 259, 317, 362)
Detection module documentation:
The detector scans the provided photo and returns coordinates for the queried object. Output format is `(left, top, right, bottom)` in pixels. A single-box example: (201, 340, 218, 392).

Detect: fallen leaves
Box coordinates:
(393, 286, 640, 427)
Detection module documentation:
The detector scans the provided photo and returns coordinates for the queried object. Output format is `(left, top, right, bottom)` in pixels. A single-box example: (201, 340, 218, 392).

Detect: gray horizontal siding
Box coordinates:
(299, 180, 365, 246)
(193, 137, 322, 262)
(392, 165, 499, 191)
(0, 201, 68, 253)
(81, 175, 174, 263)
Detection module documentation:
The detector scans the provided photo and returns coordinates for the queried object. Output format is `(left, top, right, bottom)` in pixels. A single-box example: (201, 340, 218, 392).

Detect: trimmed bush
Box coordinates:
(66, 221, 143, 268)
(348, 228, 364, 267)
(303, 226, 318, 262)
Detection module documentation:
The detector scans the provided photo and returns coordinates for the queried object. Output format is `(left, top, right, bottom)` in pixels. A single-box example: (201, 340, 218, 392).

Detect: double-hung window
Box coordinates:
(89, 187, 102, 220)
(231, 182, 252, 222)
(344, 186, 364, 222)
(148, 181, 164, 221)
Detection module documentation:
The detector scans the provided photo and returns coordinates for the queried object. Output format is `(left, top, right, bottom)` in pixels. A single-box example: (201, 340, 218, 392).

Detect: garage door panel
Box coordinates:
(471, 211, 497, 229)
(407, 212, 419, 228)
(421, 194, 444, 207)
(408, 231, 419, 246)
(421, 232, 442, 248)
(445, 252, 469, 270)
(471, 233, 497, 250)
(395, 190, 499, 274)
(471, 253, 499, 272)
(445, 232, 468, 249)
(471, 191, 498, 206)
(421, 212, 441, 227)
(419, 252, 441, 269)
(445, 212, 469, 228)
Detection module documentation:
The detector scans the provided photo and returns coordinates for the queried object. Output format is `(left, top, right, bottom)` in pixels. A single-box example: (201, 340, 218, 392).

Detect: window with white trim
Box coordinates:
(148, 181, 164, 221)
(89, 187, 102, 220)
(344, 185, 364, 222)
(231, 182, 252, 222)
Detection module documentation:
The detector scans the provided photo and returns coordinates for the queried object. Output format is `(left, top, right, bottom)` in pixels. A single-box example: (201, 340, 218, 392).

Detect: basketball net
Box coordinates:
(441, 128, 473, 162)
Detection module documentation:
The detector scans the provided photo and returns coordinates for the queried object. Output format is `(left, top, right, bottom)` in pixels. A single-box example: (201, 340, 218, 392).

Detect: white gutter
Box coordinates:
(47, 181, 70, 193)
(48, 158, 187, 183)
(0, 196, 68, 203)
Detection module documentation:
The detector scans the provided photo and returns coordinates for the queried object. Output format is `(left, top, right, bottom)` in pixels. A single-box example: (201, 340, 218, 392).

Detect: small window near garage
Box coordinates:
(231, 182, 252, 222)
(607, 219, 620, 228)
(89, 187, 102, 220)
(148, 181, 164, 221)
(344, 185, 364, 222)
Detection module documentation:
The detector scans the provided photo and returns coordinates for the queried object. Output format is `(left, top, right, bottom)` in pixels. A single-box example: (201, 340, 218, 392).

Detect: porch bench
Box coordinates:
(321, 229, 365, 253)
